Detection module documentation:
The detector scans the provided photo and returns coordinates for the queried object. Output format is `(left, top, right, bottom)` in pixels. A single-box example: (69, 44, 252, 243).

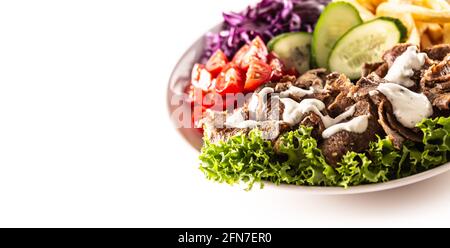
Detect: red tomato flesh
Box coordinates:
(205, 49, 228, 77)
(215, 63, 245, 95)
(268, 52, 286, 81)
(191, 64, 212, 91)
(244, 60, 272, 92)
(239, 36, 269, 70)
(232, 44, 250, 68)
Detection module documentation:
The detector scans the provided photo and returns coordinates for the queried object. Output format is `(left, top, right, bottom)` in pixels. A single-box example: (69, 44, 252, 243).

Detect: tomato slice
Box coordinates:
(191, 64, 212, 91)
(267, 52, 286, 81)
(215, 63, 245, 95)
(205, 49, 228, 77)
(244, 60, 272, 92)
(232, 44, 250, 67)
(239, 36, 269, 70)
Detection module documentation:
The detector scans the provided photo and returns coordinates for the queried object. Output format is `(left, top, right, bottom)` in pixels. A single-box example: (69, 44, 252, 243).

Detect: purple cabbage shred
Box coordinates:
(202, 0, 331, 62)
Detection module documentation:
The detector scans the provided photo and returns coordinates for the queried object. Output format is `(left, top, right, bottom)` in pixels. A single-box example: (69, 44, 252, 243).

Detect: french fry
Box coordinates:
(427, 23, 443, 42)
(371, 0, 388, 7)
(357, 0, 377, 12)
(376, 5, 416, 32)
(388, 0, 412, 3)
(421, 33, 433, 48)
(423, 0, 450, 10)
(423, 0, 444, 9)
(411, 0, 427, 7)
(377, 2, 450, 22)
(388, 0, 419, 4)
(440, 0, 450, 10)
(376, 0, 450, 46)
(407, 23, 421, 45)
(415, 21, 429, 34)
(444, 24, 450, 43)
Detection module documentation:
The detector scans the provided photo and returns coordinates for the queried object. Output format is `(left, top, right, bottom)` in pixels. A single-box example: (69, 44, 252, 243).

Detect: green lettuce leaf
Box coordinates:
(337, 152, 389, 187)
(199, 116, 450, 189)
(199, 130, 278, 190)
(275, 127, 337, 186)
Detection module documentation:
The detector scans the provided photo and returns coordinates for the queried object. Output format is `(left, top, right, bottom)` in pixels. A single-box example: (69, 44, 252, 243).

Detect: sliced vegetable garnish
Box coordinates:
(239, 36, 268, 70)
(312, 1, 362, 69)
(328, 17, 407, 79)
(267, 53, 287, 81)
(191, 64, 213, 91)
(205, 49, 228, 77)
(232, 44, 250, 68)
(215, 63, 245, 94)
(268, 32, 312, 74)
(244, 60, 272, 92)
(203, 0, 331, 61)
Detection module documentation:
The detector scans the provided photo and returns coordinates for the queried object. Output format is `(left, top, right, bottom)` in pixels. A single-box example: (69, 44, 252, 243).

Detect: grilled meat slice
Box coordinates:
(422, 55, 450, 84)
(381, 43, 433, 91)
(299, 112, 325, 140)
(362, 62, 388, 78)
(324, 72, 355, 117)
(424, 44, 450, 61)
(432, 93, 450, 111)
(202, 108, 290, 143)
(371, 93, 422, 148)
(421, 55, 450, 111)
(294, 68, 328, 89)
(384, 105, 422, 143)
(202, 110, 249, 144)
(382, 43, 412, 67)
(377, 99, 405, 149)
(320, 98, 382, 166)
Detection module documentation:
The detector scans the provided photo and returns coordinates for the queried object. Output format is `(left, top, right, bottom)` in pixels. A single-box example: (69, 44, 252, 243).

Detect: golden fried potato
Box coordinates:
(407, 23, 422, 45)
(421, 33, 433, 48)
(427, 23, 443, 42)
(423, 0, 450, 10)
(371, 0, 388, 7)
(357, 0, 377, 12)
(443, 24, 450, 43)
(377, 4, 417, 32)
(377, 2, 450, 22)
(415, 21, 429, 34)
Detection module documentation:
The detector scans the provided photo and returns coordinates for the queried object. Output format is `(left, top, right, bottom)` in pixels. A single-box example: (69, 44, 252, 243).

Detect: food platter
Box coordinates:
(167, 22, 450, 194)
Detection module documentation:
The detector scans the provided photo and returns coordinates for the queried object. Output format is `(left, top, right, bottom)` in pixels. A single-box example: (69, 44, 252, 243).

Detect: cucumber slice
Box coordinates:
(332, 0, 375, 21)
(267, 32, 312, 74)
(311, 2, 362, 69)
(328, 17, 407, 80)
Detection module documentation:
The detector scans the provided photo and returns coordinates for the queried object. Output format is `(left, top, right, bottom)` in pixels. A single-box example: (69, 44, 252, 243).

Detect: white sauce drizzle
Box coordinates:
(322, 115, 369, 139)
(279, 85, 327, 99)
(225, 109, 259, 129)
(280, 86, 314, 98)
(248, 87, 274, 121)
(225, 86, 369, 138)
(384, 46, 427, 87)
(280, 98, 325, 126)
(280, 97, 357, 131)
(321, 106, 356, 128)
(377, 83, 433, 128)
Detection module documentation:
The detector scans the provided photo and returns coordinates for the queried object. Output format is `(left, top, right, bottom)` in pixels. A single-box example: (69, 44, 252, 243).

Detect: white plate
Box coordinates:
(167, 24, 450, 195)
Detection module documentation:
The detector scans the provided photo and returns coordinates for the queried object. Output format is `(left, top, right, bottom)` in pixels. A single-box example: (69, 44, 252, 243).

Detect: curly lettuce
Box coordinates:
(199, 116, 450, 189)
(199, 130, 277, 190)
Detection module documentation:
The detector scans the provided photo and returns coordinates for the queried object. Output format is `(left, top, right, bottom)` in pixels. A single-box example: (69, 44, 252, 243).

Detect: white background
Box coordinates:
(1, 0, 450, 227)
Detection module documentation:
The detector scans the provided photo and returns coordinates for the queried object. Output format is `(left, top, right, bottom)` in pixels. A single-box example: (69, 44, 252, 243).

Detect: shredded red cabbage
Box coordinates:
(203, 0, 330, 62)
